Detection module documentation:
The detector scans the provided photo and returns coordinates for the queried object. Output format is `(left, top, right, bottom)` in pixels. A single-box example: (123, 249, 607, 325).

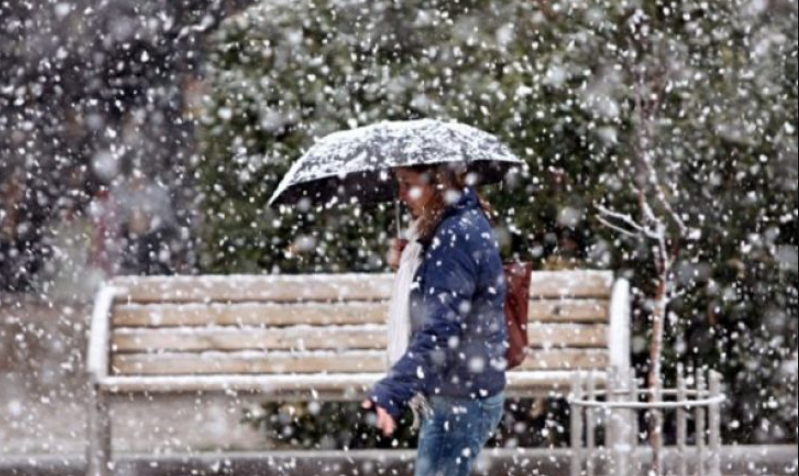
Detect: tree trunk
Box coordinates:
(648, 275, 667, 476)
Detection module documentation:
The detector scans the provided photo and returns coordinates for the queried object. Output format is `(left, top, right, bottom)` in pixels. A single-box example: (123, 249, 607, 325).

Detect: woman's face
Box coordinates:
(394, 168, 435, 217)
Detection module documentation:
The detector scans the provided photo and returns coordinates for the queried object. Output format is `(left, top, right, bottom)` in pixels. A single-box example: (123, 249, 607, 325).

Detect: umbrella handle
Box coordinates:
(395, 200, 402, 238)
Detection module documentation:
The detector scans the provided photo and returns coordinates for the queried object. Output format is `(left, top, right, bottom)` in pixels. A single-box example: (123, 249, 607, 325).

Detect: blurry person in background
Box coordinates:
(87, 188, 123, 277)
(0, 179, 24, 291)
(0, 175, 42, 292)
(116, 170, 178, 276)
(35, 196, 104, 301)
(33, 167, 105, 301)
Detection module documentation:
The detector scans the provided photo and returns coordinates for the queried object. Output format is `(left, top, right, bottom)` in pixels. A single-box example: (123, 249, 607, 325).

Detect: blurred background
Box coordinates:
(1, 0, 797, 459)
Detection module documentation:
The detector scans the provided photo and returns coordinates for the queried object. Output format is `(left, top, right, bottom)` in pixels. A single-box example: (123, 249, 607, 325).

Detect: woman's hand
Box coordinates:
(386, 238, 408, 271)
(361, 399, 396, 436)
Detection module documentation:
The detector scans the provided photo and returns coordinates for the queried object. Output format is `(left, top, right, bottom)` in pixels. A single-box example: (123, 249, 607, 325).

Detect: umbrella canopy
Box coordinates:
(268, 119, 524, 208)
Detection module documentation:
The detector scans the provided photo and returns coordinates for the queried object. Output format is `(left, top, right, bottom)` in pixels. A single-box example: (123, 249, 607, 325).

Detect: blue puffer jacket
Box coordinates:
(368, 187, 508, 421)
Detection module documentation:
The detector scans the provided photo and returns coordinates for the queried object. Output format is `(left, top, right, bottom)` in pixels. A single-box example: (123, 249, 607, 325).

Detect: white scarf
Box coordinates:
(386, 219, 424, 366)
(385, 219, 433, 429)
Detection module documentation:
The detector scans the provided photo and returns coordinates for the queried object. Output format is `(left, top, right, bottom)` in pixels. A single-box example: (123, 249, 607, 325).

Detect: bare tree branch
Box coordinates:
(595, 203, 661, 239)
(595, 215, 643, 239)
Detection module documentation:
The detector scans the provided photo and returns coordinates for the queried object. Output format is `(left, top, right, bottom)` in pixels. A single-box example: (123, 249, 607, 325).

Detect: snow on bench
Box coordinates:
(85, 271, 631, 475)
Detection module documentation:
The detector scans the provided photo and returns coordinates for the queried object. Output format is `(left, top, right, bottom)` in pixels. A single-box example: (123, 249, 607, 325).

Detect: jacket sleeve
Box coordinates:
(368, 226, 478, 421)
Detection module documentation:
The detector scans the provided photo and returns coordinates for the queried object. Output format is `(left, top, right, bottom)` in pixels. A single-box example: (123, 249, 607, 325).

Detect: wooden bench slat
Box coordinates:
(527, 323, 608, 348)
(111, 274, 395, 304)
(520, 349, 609, 371)
(110, 271, 614, 304)
(527, 271, 614, 299)
(112, 302, 389, 327)
(111, 349, 610, 376)
(112, 350, 386, 375)
(98, 371, 607, 397)
(527, 299, 609, 323)
(111, 324, 609, 353)
(112, 326, 388, 352)
(112, 298, 609, 328)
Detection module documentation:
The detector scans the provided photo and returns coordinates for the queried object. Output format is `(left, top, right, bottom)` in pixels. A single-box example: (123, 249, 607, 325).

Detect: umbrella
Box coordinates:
(267, 119, 523, 209)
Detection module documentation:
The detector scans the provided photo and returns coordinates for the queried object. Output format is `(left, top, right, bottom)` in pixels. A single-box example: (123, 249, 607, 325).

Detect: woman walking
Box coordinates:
(362, 163, 508, 476)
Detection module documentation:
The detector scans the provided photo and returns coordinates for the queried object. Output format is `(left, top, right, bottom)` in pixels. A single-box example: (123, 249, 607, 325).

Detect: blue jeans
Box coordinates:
(414, 391, 505, 476)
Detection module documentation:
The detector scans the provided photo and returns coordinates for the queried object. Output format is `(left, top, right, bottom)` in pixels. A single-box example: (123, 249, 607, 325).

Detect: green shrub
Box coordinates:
(198, 0, 797, 446)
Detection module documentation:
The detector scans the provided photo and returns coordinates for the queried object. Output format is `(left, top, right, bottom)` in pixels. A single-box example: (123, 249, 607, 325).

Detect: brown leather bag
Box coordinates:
(503, 262, 533, 370)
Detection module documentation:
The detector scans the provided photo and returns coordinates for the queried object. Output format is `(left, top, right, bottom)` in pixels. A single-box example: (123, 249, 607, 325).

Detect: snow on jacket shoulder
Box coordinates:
(368, 188, 508, 421)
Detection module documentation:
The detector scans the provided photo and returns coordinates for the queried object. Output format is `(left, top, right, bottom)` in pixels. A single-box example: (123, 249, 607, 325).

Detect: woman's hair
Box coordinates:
(403, 163, 494, 242)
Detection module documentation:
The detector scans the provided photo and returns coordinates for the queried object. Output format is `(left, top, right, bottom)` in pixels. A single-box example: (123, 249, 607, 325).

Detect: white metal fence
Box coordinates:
(569, 367, 725, 476)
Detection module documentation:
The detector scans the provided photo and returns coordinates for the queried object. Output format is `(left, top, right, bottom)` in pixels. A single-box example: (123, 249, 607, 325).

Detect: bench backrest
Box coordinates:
(96, 271, 619, 379)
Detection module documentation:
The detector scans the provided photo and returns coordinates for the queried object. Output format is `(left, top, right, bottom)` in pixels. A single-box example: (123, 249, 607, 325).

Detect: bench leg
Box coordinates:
(87, 384, 111, 476)
(606, 367, 633, 476)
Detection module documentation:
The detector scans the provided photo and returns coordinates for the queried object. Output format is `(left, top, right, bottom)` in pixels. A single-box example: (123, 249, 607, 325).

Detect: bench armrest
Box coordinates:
(87, 285, 122, 384)
(609, 278, 631, 373)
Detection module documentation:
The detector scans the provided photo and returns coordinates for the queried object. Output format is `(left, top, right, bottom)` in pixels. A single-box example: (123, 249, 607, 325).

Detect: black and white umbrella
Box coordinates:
(267, 119, 524, 208)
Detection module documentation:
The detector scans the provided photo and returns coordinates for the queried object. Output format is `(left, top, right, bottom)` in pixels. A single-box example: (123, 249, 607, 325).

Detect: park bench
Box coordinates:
(86, 270, 631, 475)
